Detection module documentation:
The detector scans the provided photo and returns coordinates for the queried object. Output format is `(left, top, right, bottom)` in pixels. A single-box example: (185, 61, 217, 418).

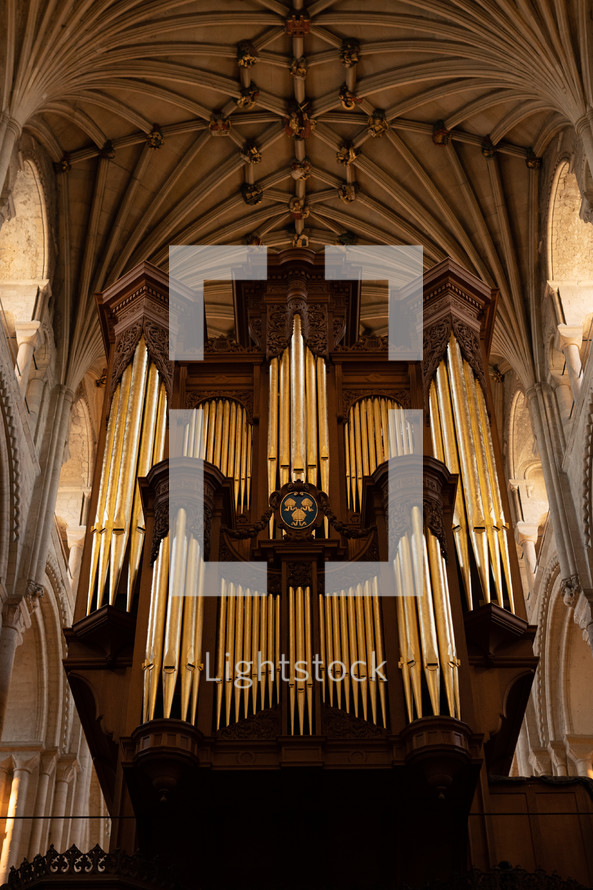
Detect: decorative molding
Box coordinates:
(217, 707, 281, 739)
(583, 393, 593, 547)
(342, 390, 410, 417)
(184, 390, 254, 423)
(4, 844, 183, 888)
(322, 704, 386, 738)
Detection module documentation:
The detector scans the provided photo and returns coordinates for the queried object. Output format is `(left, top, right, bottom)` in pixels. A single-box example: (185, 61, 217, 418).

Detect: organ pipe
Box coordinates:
(88, 338, 167, 615)
(343, 396, 461, 724)
(429, 335, 514, 613)
(142, 400, 253, 727)
(268, 316, 330, 534)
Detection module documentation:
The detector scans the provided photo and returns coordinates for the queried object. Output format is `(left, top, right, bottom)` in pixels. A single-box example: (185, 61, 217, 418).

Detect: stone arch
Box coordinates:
(547, 159, 593, 336)
(0, 158, 48, 285)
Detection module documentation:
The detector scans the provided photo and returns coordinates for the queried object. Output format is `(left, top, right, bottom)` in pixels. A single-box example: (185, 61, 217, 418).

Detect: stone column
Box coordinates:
(550, 371, 574, 426)
(557, 324, 583, 400)
(515, 521, 539, 578)
(0, 602, 29, 739)
(66, 526, 86, 596)
(548, 740, 568, 777)
(14, 321, 41, 397)
(565, 735, 593, 778)
(0, 753, 40, 876)
(27, 749, 57, 859)
(48, 754, 77, 852)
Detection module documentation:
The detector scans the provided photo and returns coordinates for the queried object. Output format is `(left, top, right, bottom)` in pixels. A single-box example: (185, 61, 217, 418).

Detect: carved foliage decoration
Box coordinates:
(217, 707, 281, 739)
(322, 704, 386, 738)
(109, 317, 173, 400)
(342, 390, 410, 417)
(423, 317, 487, 397)
(184, 390, 254, 423)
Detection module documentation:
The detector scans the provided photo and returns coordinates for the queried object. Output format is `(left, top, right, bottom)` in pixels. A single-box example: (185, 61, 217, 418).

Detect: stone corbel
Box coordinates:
(556, 324, 583, 398)
(565, 734, 593, 778)
(14, 320, 41, 396)
(515, 521, 539, 577)
(560, 573, 581, 607)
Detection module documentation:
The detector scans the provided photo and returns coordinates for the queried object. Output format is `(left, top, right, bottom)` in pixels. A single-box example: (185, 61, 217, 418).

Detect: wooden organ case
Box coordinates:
(61, 252, 593, 890)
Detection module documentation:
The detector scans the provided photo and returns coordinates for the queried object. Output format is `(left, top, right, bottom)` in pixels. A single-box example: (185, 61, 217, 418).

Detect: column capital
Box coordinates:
(1, 599, 30, 641)
(515, 521, 539, 545)
(556, 323, 583, 350)
(55, 753, 79, 784)
(11, 752, 40, 774)
(14, 320, 42, 349)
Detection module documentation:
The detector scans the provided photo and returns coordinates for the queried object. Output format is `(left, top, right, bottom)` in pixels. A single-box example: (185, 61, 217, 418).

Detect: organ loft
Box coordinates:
(14, 250, 590, 889)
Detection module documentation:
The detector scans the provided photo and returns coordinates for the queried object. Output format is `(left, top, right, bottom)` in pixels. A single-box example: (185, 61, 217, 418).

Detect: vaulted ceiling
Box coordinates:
(1, 0, 592, 388)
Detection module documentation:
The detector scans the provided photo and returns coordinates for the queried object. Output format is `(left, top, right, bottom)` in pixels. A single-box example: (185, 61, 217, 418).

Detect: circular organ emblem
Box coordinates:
(279, 492, 318, 529)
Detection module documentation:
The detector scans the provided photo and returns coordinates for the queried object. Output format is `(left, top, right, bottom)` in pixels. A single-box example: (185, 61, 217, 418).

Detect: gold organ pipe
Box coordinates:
(373, 399, 384, 464)
(339, 593, 351, 712)
(246, 432, 252, 511)
(220, 400, 231, 477)
(163, 509, 187, 718)
(88, 383, 121, 613)
(268, 358, 279, 531)
(353, 401, 364, 511)
(272, 594, 279, 707)
(227, 400, 237, 493)
(318, 594, 327, 704)
(395, 556, 414, 722)
(190, 559, 205, 724)
(110, 342, 149, 605)
(475, 379, 515, 612)
(427, 531, 460, 718)
(234, 590, 244, 723)
(331, 595, 342, 709)
(355, 592, 368, 721)
(96, 362, 133, 608)
(225, 589, 236, 727)
(289, 586, 296, 733)
(305, 586, 313, 732)
(127, 364, 160, 609)
(206, 402, 216, 465)
(305, 351, 318, 484)
(213, 400, 224, 469)
(143, 535, 169, 722)
(216, 585, 226, 730)
(317, 356, 329, 534)
(279, 350, 291, 486)
(415, 518, 441, 716)
(291, 316, 306, 480)
(371, 577, 387, 727)
(344, 421, 352, 511)
(259, 594, 268, 711)
(463, 360, 504, 607)
(180, 537, 200, 722)
(433, 367, 473, 609)
(348, 420, 357, 510)
(447, 339, 490, 602)
(347, 590, 358, 717)
(251, 595, 260, 715)
(397, 549, 423, 719)
(240, 420, 248, 514)
(380, 399, 390, 460)
(359, 399, 370, 479)
(363, 582, 377, 724)
(296, 586, 305, 734)
(243, 593, 252, 717)
(324, 595, 334, 706)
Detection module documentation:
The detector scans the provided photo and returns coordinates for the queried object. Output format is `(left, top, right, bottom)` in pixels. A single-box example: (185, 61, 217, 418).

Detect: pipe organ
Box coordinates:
(429, 337, 514, 612)
(65, 256, 546, 890)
